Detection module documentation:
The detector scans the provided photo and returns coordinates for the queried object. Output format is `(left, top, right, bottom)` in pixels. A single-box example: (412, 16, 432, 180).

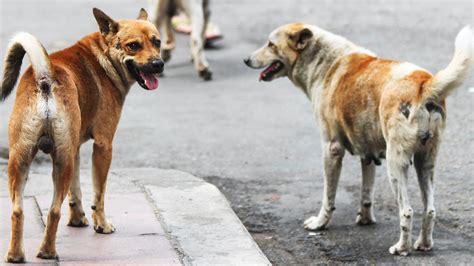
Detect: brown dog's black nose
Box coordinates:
(243, 58, 251, 66)
(151, 59, 164, 73)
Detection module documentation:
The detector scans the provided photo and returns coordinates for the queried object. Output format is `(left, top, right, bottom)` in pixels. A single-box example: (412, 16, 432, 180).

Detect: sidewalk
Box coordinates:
(0, 167, 270, 265)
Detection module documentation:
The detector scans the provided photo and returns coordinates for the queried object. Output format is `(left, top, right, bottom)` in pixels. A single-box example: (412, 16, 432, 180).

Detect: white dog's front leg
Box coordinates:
(356, 158, 376, 225)
(387, 147, 413, 256)
(304, 141, 344, 231)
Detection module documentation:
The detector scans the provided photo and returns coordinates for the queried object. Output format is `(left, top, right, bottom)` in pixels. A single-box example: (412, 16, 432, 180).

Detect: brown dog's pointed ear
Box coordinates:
(137, 8, 148, 20)
(93, 8, 119, 36)
(288, 28, 313, 50)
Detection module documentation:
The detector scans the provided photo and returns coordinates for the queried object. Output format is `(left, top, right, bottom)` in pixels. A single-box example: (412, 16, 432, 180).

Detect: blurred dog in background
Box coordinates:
(149, 0, 213, 80)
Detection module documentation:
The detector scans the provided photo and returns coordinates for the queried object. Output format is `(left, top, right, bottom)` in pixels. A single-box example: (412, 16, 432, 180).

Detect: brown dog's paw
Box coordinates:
(67, 215, 89, 227)
(36, 249, 58, 260)
(199, 68, 213, 81)
(162, 49, 172, 62)
(94, 221, 115, 234)
(5, 251, 25, 263)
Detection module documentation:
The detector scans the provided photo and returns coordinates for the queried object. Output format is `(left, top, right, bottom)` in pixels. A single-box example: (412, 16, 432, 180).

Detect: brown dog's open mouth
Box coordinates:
(126, 61, 160, 91)
(260, 61, 284, 81)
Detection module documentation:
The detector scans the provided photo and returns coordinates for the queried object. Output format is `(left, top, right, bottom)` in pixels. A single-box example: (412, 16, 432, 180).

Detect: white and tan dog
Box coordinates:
(245, 23, 473, 255)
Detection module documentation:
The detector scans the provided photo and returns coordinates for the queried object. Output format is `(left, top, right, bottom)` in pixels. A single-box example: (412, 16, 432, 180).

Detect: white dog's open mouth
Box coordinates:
(260, 61, 284, 81)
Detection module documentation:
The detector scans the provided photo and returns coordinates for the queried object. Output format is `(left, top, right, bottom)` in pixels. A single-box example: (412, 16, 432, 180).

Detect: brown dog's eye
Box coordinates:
(127, 42, 141, 51)
(151, 37, 161, 48)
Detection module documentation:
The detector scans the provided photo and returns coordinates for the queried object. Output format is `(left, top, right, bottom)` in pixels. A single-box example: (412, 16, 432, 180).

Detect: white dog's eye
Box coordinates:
(268, 42, 275, 48)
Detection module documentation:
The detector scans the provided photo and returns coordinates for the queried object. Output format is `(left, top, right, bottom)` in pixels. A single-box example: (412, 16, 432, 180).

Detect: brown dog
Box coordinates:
(245, 23, 473, 255)
(1, 8, 163, 262)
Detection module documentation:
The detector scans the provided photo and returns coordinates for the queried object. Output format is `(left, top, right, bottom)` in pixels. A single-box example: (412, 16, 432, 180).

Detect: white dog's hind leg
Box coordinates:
(413, 149, 437, 251)
(304, 141, 344, 230)
(356, 159, 376, 225)
(387, 145, 413, 256)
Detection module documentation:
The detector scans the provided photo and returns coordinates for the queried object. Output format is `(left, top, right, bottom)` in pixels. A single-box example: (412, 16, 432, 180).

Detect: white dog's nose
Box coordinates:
(243, 58, 251, 66)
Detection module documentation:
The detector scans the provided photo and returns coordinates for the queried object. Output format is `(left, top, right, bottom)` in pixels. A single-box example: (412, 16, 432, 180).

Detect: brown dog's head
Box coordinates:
(93, 8, 164, 90)
(244, 23, 313, 82)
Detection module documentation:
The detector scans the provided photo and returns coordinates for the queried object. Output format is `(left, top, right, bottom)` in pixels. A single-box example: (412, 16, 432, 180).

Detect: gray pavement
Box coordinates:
(1, 0, 474, 264)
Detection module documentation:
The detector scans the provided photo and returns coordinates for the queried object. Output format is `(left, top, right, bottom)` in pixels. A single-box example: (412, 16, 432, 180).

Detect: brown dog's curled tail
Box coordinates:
(1, 32, 52, 101)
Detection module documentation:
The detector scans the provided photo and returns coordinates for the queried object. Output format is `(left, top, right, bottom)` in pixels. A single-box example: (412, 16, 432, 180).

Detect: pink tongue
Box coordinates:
(260, 63, 278, 80)
(260, 67, 270, 80)
(140, 73, 159, 90)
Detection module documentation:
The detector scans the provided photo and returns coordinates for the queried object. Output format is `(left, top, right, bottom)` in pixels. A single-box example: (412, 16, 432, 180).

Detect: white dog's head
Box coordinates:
(244, 23, 313, 81)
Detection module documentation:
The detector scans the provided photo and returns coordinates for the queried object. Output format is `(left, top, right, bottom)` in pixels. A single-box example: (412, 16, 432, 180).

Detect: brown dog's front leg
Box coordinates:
(67, 152, 89, 227)
(91, 141, 115, 234)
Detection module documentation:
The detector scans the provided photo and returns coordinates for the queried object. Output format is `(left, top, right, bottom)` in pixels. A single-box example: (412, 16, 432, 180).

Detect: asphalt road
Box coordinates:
(1, 0, 473, 264)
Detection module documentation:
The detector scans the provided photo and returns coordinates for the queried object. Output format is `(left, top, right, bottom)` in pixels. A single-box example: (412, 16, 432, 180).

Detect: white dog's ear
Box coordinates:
(137, 8, 148, 20)
(288, 28, 313, 50)
(93, 8, 119, 36)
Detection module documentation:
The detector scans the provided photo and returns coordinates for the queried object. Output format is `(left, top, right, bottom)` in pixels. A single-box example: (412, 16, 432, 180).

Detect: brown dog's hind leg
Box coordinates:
(37, 153, 75, 260)
(5, 148, 32, 263)
(67, 152, 89, 227)
(91, 140, 115, 234)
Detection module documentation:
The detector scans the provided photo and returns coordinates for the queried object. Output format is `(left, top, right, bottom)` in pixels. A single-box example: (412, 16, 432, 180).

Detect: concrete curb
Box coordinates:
(117, 168, 271, 266)
(1, 167, 270, 265)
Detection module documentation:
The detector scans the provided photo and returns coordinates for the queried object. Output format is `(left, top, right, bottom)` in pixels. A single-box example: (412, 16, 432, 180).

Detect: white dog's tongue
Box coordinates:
(140, 72, 159, 90)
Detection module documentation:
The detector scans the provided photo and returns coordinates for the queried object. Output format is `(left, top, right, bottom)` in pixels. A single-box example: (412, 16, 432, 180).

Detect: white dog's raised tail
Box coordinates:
(424, 26, 474, 100)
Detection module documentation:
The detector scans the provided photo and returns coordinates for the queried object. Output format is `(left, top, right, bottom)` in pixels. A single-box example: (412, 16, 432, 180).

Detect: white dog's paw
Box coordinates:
(414, 238, 433, 251)
(389, 241, 411, 256)
(303, 216, 329, 231)
(355, 212, 376, 226)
